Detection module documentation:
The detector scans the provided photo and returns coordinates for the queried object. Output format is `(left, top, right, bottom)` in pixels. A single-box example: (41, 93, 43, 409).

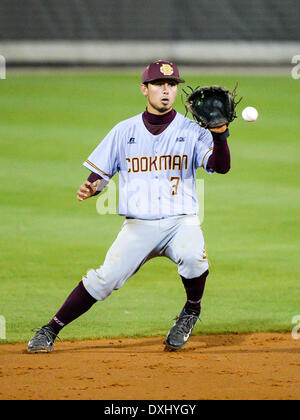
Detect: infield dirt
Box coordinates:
(0, 333, 299, 400)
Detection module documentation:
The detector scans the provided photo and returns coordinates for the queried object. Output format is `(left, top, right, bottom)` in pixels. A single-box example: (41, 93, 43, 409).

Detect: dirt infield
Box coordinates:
(0, 333, 299, 400)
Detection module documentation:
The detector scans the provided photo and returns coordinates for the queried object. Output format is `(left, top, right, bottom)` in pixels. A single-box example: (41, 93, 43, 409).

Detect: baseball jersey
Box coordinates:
(83, 112, 214, 220)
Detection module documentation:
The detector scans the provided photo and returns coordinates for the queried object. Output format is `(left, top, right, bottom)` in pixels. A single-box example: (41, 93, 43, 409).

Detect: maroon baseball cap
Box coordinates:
(142, 60, 185, 84)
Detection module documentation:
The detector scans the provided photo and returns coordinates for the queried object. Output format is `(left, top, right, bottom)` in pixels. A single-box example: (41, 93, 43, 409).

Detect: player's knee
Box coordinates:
(82, 268, 125, 301)
(178, 251, 202, 267)
(177, 253, 209, 279)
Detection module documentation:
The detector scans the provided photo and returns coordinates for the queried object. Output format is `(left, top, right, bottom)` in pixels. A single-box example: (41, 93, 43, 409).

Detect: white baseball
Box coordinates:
(242, 106, 258, 122)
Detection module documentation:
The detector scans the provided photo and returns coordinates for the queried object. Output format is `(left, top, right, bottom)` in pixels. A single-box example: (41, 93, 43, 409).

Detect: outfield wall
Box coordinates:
(0, 0, 299, 65)
(1, 41, 299, 66)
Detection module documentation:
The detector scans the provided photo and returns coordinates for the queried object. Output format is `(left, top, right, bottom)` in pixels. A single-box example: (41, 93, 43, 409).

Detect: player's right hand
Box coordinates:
(77, 180, 100, 201)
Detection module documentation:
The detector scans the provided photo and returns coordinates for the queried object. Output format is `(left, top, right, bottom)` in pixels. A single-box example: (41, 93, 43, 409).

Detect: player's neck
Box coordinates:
(144, 108, 176, 125)
(147, 107, 172, 115)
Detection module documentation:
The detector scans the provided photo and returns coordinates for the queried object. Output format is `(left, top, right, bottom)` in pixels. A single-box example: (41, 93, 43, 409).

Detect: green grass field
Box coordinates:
(0, 71, 299, 343)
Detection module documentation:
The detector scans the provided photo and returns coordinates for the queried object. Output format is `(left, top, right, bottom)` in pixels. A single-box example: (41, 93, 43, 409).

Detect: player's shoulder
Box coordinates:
(113, 114, 142, 131)
(104, 114, 142, 143)
(176, 112, 211, 137)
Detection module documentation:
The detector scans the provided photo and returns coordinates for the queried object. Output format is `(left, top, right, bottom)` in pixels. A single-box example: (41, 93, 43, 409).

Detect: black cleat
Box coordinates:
(165, 308, 200, 351)
(27, 326, 58, 353)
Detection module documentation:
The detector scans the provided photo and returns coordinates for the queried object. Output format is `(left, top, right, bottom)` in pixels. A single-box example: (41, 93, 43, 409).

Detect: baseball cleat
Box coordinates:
(27, 326, 58, 353)
(165, 308, 200, 351)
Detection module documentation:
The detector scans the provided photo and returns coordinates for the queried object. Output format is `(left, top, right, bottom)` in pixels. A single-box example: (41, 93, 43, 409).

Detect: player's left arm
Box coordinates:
(206, 127, 231, 174)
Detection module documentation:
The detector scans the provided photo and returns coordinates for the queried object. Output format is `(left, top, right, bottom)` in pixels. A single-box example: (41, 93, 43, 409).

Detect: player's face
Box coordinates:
(141, 79, 178, 115)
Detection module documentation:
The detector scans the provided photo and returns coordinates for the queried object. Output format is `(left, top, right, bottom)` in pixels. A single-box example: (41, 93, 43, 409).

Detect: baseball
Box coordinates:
(242, 106, 258, 122)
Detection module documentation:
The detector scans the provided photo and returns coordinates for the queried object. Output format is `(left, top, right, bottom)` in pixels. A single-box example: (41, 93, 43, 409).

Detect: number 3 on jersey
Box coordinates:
(170, 176, 180, 196)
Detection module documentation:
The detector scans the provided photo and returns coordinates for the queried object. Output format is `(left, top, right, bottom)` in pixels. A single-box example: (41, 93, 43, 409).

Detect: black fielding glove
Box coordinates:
(184, 85, 242, 129)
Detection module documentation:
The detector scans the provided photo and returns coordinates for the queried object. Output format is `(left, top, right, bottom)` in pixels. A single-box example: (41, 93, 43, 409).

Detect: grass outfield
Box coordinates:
(0, 71, 299, 343)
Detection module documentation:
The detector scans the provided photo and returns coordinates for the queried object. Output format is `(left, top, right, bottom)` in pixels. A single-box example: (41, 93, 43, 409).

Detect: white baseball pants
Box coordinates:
(82, 215, 209, 301)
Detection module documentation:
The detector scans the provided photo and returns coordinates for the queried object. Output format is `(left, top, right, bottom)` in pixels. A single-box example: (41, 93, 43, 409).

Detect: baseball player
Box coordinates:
(28, 60, 231, 353)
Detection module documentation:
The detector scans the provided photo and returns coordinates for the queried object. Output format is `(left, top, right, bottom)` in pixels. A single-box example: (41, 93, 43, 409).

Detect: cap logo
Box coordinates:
(160, 64, 174, 76)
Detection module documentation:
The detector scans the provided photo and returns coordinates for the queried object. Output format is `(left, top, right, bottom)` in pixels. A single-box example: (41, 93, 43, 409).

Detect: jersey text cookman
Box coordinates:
(126, 154, 188, 173)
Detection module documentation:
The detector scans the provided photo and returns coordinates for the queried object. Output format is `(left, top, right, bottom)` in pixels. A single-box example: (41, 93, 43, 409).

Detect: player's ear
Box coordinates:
(140, 83, 148, 97)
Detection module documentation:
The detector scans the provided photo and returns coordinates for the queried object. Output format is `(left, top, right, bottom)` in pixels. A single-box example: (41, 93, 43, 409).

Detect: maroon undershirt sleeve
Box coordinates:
(87, 172, 103, 183)
(87, 172, 103, 196)
(207, 129, 231, 174)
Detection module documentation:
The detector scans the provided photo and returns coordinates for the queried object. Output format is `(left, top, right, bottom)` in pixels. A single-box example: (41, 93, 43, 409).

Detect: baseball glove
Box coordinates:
(184, 84, 242, 129)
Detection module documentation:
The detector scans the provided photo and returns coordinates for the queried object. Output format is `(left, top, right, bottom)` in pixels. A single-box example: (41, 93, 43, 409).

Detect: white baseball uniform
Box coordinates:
(82, 111, 213, 300)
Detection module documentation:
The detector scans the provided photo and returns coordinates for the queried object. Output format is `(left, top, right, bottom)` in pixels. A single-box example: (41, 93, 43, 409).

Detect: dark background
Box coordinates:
(0, 0, 299, 41)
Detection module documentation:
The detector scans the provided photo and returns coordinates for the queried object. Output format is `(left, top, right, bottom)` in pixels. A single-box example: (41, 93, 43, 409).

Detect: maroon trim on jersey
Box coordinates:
(142, 109, 177, 135)
(207, 129, 231, 174)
